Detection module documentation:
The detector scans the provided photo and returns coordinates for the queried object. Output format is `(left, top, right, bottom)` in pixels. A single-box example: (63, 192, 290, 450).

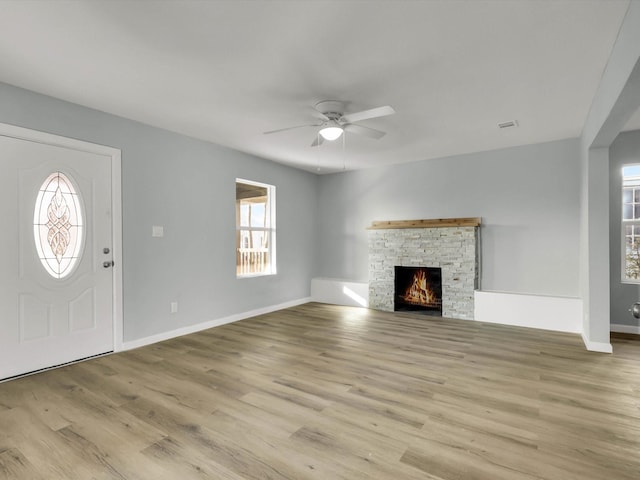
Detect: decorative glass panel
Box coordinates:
(33, 172, 84, 279)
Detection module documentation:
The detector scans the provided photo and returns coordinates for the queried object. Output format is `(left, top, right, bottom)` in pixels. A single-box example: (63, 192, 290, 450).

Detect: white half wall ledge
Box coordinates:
(610, 323, 640, 334)
(311, 278, 369, 308)
(474, 290, 583, 334)
(581, 333, 613, 354)
(121, 296, 312, 351)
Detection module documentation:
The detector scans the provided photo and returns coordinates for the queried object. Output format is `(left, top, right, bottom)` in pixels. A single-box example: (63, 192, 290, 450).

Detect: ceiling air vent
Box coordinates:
(498, 120, 518, 129)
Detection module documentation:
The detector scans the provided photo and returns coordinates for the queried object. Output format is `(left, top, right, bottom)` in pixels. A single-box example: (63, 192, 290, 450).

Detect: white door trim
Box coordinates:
(0, 122, 124, 353)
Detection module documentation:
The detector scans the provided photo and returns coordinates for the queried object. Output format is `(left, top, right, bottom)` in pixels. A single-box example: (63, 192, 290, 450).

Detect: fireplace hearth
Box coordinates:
(394, 266, 442, 316)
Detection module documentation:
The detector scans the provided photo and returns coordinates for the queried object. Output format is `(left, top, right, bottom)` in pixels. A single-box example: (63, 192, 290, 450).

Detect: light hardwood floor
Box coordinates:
(1, 302, 639, 479)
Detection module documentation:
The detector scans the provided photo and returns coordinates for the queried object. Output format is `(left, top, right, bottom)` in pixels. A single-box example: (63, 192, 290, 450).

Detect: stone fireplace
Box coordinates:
(368, 218, 480, 320)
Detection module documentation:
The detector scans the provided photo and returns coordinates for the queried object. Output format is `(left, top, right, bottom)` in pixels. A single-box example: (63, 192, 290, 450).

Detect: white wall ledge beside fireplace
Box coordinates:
(312, 280, 583, 337)
(311, 278, 369, 307)
(474, 290, 582, 334)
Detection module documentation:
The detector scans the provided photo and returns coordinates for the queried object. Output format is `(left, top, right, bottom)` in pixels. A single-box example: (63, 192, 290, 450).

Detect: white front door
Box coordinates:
(0, 126, 120, 380)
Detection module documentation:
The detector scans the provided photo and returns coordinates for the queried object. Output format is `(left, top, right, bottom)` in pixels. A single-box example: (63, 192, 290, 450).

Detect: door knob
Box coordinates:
(103, 260, 114, 268)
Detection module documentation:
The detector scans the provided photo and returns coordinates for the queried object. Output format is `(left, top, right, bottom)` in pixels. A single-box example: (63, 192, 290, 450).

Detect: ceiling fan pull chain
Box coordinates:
(317, 132, 322, 172)
(342, 130, 346, 170)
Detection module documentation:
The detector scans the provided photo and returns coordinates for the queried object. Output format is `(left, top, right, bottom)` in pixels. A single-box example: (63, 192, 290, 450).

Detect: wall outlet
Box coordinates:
(170, 302, 178, 313)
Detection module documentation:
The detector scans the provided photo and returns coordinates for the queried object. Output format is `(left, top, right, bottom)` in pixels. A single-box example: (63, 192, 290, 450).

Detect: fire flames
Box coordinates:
(402, 269, 439, 307)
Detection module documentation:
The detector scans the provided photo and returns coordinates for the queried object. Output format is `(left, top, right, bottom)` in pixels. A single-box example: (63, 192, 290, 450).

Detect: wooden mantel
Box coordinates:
(368, 217, 481, 230)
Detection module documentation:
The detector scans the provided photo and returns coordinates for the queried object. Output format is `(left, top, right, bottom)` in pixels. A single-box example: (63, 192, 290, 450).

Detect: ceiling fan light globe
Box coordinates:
(319, 126, 343, 141)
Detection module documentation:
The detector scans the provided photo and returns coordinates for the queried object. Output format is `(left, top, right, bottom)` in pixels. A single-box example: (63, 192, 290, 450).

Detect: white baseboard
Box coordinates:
(311, 278, 369, 307)
(122, 297, 312, 351)
(581, 332, 613, 353)
(610, 323, 640, 334)
(474, 291, 582, 333)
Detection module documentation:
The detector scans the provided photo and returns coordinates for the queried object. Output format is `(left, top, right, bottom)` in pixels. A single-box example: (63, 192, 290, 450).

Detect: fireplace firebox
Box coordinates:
(394, 266, 442, 316)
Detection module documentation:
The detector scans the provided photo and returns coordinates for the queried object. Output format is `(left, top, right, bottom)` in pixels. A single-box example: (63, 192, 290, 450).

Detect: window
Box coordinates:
(622, 165, 640, 282)
(236, 179, 276, 276)
(33, 172, 84, 279)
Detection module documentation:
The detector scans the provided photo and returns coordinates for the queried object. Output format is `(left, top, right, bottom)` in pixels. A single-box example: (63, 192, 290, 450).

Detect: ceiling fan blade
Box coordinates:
(311, 134, 325, 147)
(314, 111, 330, 122)
(264, 124, 320, 135)
(344, 123, 386, 140)
(341, 105, 395, 124)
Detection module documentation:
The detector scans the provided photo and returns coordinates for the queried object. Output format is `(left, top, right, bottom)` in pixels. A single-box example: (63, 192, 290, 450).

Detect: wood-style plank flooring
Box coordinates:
(1, 303, 640, 479)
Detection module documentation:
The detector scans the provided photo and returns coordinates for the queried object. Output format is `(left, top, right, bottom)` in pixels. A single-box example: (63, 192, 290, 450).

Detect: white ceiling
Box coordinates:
(0, 0, 632, 174)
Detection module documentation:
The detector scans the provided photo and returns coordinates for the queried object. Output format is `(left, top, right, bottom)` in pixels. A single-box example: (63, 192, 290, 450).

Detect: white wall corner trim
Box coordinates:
(122, 297, 312, 351)
(474, 291, 583, 333)
(581, 332, 613, 353)
(610, 323, 640, 334)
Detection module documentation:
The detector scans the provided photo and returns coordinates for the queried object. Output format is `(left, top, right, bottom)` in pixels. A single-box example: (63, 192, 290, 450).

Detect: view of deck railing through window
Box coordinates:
(623, 164, 640, 282)
(236, 179, 276, 276)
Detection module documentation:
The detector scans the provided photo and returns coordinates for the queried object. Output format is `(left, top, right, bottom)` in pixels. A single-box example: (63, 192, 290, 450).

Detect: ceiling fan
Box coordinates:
(264, 100, 395, 147)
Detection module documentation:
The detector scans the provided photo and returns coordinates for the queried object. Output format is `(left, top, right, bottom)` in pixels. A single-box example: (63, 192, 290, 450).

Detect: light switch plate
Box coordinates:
(152, 225, 164, 237)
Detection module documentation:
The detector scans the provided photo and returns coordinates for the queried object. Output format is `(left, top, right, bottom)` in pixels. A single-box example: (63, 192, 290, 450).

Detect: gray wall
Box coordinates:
(316, 139, 581, 297)
(0, 82, 318, 342)
(0, 80, 587, 341)
(609, 129, 640, 327)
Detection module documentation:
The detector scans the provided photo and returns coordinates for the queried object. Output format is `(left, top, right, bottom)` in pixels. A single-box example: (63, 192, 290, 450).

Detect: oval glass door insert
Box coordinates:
(33, 172, 84, 279)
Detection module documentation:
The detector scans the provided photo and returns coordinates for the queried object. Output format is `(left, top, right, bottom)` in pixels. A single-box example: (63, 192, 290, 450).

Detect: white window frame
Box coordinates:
(622, 164, 640, 283)
(236, 178, 276, 278)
